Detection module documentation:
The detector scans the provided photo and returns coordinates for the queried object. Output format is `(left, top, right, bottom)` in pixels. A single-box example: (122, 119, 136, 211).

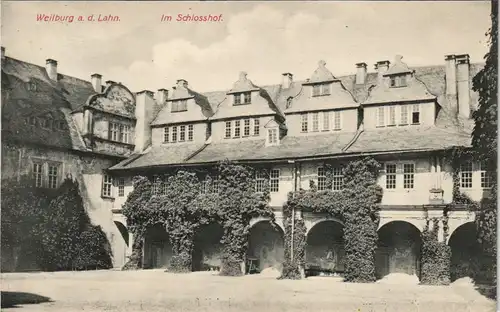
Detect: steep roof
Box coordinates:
(1, 56, 93, 151)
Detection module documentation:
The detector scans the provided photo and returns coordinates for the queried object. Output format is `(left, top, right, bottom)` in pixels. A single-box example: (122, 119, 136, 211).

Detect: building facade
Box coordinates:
(1, 46, 489, 279)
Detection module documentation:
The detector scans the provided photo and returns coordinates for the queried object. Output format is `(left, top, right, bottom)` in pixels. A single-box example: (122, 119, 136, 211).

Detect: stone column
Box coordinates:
(127, 232, 134, 257)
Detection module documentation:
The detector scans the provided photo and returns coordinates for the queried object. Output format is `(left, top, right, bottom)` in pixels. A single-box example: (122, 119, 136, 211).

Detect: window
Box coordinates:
(48, 165, 58, 189)
(33, 163, 43, 187)
(255, 170, 266, 192)
(270, 169, 280, 192)
(42, 118, 52, 129)
(120, 125, 130, 144)
(118, 178, 125, 197)
(179, 125, 186, 142)
(164, 127, 170, 143)
(301, 114, 308, 132)
(333, 111, 341, 131)
(171, 100, 187, 112)
(460, 162, 473, 188)
(243, 92, 251, 104)
(57, 120, 66, 130)
(323, 111, 330, 131)
(244, 119, 251, 136)
(317, 167, 327, 191)
(390, 75, 407, 88)
(188, 125, 194, 141)
(172, 126, 178, 142)
(102, 174, 113, 197)
(388, 106, 396, 126)
(480, 162, 493, 188)
(28, 81, 37, 92)
(29, 116, 37, 126)
(234, 94, 242, 105)
(412, 105, 420, 124)
(234, 120, 241, 137)
(253, 119, 260, 136)
(403, 163, 415, 189)
(400, 105, 409, 125)
(332, 167, 343, 191)
(151, 175, 161, 194)
(225, 121, 232, 138)
(385, 164, 396, 189)
(268, 128, 278, 144)
(377, 107, 385, 127)
(312, 85, 321, 97)
(321, 84, 331, 95)
(161, 177, 168, 195)
(109, 122, 130, 143)
(312, 112, 319, 132)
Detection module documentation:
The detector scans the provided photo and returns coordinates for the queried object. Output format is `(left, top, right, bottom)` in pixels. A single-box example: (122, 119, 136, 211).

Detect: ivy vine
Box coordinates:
(280, 157, 383, 282)
(121, 161, 274, 275)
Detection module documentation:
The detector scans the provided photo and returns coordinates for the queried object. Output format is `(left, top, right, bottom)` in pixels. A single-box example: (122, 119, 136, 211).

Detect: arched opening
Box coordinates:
(376, 221, 421, 280)
(143, 224, 172, 269)
(306, 220, 345, 277)
(114, 221, 129, 247)
(192, 223, 224, 271)
(247, 221, 284, 273)
(449, 222, 481, 282)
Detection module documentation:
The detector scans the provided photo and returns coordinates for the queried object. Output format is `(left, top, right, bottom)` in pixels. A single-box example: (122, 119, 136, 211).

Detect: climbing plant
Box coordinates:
(280, 157, 383, 282)
(121, 161, 274, 276)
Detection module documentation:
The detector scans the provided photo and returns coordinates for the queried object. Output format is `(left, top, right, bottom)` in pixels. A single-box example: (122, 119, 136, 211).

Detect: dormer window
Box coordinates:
(390, 75, 407, 88)
(234, 92, 251, 105)
(268, 128, 278, 145)
(27, 81, 37, 92)
(171, 100, 187, 112)
(312, 83, 331, 97)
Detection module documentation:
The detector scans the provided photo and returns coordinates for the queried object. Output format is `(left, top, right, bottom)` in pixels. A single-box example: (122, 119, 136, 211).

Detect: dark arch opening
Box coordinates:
(376, 221, 422, 280)
(192, 223, 224, 271)
(449, 222, 482, 282)
(306, 220, 345, 277)
(114, 221, 129, 247)
(247, 221, 284, 273)
(144, 224, 172, 269)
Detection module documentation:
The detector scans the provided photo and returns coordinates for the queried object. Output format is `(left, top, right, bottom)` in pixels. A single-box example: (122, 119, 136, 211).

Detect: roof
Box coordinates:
(306, 60, 337, 84)
(1, 56, 92, 151)
(384, 55, 413, 76)
(345, 126, 471, 154)
(227, 72, 260, 94)
(151, 85, 214, 126)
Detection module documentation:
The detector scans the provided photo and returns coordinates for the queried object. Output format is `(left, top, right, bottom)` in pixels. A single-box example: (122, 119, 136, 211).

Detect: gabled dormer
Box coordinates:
(285, 60, 359, 135)
(264, 119, 287, 147)
(210, 72, 283, 143)
(362, 55, 438, 130)
(150, 79, 213, 146)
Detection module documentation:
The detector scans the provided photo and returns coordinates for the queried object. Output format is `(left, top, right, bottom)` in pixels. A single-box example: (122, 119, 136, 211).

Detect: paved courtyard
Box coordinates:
(0, 270, 496, 312)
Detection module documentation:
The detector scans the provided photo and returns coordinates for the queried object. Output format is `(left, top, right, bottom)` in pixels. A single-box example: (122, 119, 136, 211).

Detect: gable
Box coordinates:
(86, 83, 136, 118)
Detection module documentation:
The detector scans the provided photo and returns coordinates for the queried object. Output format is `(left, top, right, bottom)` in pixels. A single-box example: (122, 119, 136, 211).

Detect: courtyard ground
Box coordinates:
(0, 269, 496, 312)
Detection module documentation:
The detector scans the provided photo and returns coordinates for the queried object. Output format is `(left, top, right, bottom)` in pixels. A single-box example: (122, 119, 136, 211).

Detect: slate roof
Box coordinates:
(1, 56, 93, 151)
(109, 58, 482, 171)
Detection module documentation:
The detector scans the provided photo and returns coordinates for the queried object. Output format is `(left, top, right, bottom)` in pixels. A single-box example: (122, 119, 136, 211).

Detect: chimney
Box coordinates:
(91, 74, 102, 93)
(105, 80, 115, 88)
(1, 47, 5, 60)
(156, 88, 169, 105)
(456, 54, 471, 118)
(355, 62, 367, 84)
(445, 55, 457, 97)
(135, 90, 156, 152)
(46, 59, 58, 81)
(375, 60, 390, 81)
(176, 79, 188, 88)
(282, 73, 293, 89)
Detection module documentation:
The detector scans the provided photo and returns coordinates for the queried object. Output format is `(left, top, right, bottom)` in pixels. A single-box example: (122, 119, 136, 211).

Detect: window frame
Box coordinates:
(332, 166, 343, 191)
(102, 173, 113, 197)
(268, 128, 278, 145)
(317, 167, 327, 191)
(253, 118, 260, 136)
(118, 178, 125, 197)
(377, 107, 385, 127)
(301, 113, 308, 133)
(234, 120, 241, 138)
(333, 111, 341, 131)
(411, 104, 420, 125)
(385, 163, 397, 189)
(255, 170, 267, 193)
(322, 111, 330, 131)
(171, 99, 187, 112)
(33, 162, 43, 188)
(270, 169, 280, 193)
(402, 162, 415, 189)
(243, 119, 251, 137)
(312, 112, 319, 132)
(460, 162, 473, 189)
(225, 121, 232, 139)
(187, 124, 194, 141)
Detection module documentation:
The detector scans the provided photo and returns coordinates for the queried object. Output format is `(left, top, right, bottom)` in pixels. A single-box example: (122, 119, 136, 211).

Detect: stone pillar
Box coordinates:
(437, 219, 445, 243)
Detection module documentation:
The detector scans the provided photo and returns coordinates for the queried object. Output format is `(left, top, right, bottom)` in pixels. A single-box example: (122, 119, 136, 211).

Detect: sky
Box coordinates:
(1, 1, 492, 93)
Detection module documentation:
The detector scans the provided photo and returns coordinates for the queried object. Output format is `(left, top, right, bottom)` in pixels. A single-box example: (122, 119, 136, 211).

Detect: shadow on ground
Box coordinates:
(474, 284, 496, 300)
(1, 291, 52, 308)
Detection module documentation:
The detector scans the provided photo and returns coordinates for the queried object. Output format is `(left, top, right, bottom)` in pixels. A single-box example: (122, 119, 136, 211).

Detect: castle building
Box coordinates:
(1, 46, 489, 279)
